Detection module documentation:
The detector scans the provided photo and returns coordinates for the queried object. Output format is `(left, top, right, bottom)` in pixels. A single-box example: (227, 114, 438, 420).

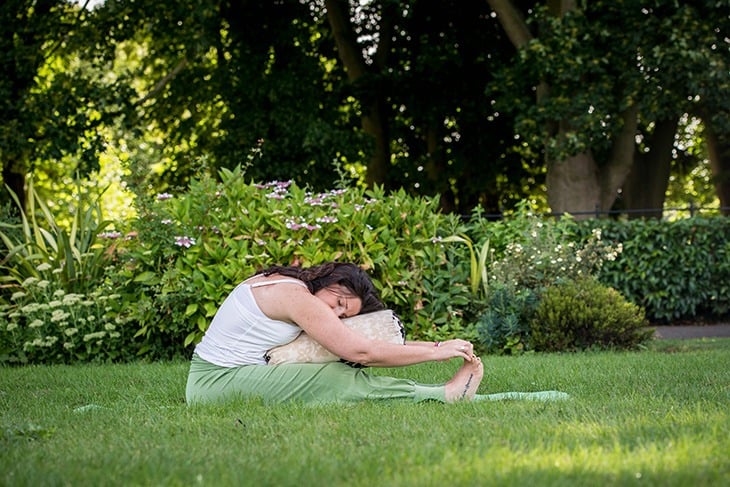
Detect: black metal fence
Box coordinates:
(469, 203, 730, 221)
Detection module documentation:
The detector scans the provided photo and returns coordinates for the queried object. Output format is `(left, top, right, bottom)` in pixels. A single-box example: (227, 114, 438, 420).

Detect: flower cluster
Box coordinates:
(98, 231, 123, 239)
(285, 218, 321, 231)
(489, 222, 622, 293)
(174, 236, 197, 248)
(256, 180, 292, 200)
(0, 270, 134, 364)
(304, 189, 347, 207)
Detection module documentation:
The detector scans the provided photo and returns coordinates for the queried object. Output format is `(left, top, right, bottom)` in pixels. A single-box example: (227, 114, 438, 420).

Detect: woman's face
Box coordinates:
(314, 284, 363, 318)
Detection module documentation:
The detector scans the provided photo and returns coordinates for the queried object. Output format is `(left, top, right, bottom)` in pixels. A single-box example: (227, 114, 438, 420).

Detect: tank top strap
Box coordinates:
(246, 278, 309, 289)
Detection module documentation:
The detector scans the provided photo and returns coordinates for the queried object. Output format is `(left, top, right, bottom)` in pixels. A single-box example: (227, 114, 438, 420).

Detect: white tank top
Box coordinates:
(193, 278, 308, 366)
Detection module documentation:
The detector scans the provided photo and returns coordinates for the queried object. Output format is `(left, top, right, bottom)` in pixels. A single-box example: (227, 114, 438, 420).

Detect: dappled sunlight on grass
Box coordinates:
(1, 341, 728, 486)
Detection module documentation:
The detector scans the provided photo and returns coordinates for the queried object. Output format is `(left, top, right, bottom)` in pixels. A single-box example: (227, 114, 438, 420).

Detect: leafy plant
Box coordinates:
(529, 277, 652, 352)
(107, 165, 464, 358)
(0, 178, 114, 296)
(575, 217, 730, 322)
(440, 234, 491, 296)
(454, 203, 624, 354)
(477, 284, 538, 355)
(0, 274, 136, 364)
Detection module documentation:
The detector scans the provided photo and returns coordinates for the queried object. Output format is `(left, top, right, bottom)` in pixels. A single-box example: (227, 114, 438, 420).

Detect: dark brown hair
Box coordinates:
(257, 262, 385, 314)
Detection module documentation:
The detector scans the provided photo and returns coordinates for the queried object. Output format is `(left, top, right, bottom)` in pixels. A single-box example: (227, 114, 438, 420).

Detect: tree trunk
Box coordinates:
(704, 119, 730, 216)
(424, 125, 455, 213)
(324, 0, 391, 187)
(621, 117, 678, 219)
(546, 151, 600, 218)
(489, 0, 614, 220)
(485, 0, 533, 48)
(599, 105, 639, 211)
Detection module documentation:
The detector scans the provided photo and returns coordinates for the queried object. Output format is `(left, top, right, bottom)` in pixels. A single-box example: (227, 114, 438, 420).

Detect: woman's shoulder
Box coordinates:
(244, 274, 309, 290)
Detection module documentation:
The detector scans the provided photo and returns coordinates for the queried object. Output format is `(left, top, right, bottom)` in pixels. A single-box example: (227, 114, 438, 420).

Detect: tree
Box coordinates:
(487, 0, 729, 218)
(1, 0, 75, 210)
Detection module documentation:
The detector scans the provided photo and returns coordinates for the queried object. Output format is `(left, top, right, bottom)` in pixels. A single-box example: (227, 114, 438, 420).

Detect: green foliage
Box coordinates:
(0, 278, 135, 364)
(407, 243, 479, 344)
(439, 234, 491, 297)
(575, 217, 730, 322)
(108, 165, 463, 358)
(461, 204, 624, 353)
(0, 179, 113, 296)
(477, 285, 537, 355)
(0, 179, 135, 364)
(529, 278, 652, 352)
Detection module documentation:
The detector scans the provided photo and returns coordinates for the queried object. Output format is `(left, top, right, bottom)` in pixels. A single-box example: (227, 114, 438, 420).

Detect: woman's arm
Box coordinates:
(258, 284, 476, 367)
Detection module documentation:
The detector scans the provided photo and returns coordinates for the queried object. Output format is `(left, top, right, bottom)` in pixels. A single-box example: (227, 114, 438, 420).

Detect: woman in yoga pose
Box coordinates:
(186, 261, 483, 405)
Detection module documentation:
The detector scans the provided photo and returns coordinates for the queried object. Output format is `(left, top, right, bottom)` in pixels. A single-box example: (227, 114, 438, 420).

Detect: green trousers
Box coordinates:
(186, 354, 446, 405)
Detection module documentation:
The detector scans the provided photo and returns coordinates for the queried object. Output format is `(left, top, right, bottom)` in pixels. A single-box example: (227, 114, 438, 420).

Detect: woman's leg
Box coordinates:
(186, 355, 447, 405)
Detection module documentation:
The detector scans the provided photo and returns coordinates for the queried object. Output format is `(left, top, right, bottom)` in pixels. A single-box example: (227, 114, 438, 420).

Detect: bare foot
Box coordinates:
(444, 357, 484, 402)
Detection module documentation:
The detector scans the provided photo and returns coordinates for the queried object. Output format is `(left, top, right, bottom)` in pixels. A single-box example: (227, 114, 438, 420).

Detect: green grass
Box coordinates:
(1, 339, 729, 487)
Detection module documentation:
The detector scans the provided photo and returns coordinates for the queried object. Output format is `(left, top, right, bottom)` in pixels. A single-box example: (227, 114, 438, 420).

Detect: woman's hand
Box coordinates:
(433, 339, 477, 362)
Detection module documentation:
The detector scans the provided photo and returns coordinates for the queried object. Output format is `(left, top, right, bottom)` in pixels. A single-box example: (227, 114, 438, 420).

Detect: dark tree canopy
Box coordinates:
(1, 0, 727, 217)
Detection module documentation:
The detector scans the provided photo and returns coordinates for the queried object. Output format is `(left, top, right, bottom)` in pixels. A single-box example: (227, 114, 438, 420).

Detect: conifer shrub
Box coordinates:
(477, 284, 537, 355)
(529, 277, 653, 352)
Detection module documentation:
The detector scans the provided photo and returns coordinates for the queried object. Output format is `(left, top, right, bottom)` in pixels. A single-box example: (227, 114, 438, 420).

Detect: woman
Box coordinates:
(186, 262, 483, 405)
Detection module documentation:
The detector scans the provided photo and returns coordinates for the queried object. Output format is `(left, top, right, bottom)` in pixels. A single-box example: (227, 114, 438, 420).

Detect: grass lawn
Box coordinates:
(1, 338, 729, 487)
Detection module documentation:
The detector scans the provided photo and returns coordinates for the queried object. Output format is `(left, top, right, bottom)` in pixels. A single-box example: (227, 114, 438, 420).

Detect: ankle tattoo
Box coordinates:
(460, 373, 474, 399)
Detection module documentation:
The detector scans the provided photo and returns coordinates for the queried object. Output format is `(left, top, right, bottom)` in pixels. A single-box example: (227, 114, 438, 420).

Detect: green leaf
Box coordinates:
(184, 303, 199, 317)
(134, 272, 159, 283)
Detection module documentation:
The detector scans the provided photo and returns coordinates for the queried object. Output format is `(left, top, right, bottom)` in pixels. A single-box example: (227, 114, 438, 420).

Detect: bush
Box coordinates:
(574, 217, 730, 322)
(0, 178, 113, 297)
(107, 165, 465, 359)
(476, 284, 537, 354)
(0, 277, 136, 364)
(0, 179, 129, 364)
(529, 278, 652, 352)
(461, 204, 623, 354)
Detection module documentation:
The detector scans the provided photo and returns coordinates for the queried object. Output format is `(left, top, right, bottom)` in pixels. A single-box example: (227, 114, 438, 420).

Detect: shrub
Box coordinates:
(0, 179, 131, 364)
(574, 217, 730, 322)
(529, 277, 652, 352)
(0, 275, 136, 364)
(0, 178, 113, 297)
(476, 284, 537, 354)
(107, 165, 465, 359)
(459, 204, 623, 354)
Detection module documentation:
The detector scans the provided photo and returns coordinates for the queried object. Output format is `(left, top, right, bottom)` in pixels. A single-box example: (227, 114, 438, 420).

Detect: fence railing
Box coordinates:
(468, 203, 730, 221)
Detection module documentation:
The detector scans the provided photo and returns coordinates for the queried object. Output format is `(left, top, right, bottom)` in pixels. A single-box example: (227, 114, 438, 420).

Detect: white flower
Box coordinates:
(83, 331, 106, 341)
(21, 277, 39, 287)
(11, 291, 26, 300)
(51, 310, 70, 322)
(29, 319, 44, 328)
(36, 263, 53, 272)
(19, 304, 40, 314)
(62, 294, 83, 305)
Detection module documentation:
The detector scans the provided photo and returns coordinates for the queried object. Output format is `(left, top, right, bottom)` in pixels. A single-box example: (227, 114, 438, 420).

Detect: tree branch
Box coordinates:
(485, 0, 533, 48)
(134, 57, 189, 108)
